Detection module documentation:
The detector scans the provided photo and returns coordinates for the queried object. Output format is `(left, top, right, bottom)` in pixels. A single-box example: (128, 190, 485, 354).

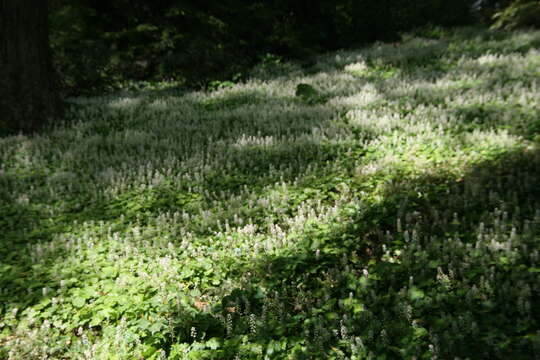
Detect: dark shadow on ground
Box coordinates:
(214, 146, 539, 359)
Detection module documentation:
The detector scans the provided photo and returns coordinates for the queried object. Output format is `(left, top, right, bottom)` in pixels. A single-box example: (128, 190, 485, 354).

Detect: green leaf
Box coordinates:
(325, 312, 339, 321)
(34, 298, 51, 310)
(142, 345, 158, 358)
(0, 264, 12, 273)
(101, 266, 118, 279)
(205, 337, 221, 350)
(149, 321, 164, 335)
(295, 83, 318, 97)
(413, 326, 428, 339)
(408, 287, 424, 300)
(138, 318, 152, 330)
(295, 83, 325, 104)
(180, 268, 195, 279)
(89, 314, 104, 327)
(72, 297, 86, 308)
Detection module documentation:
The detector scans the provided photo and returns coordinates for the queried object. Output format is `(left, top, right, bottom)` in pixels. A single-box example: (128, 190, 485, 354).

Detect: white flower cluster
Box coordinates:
(1, 27, 539, 359)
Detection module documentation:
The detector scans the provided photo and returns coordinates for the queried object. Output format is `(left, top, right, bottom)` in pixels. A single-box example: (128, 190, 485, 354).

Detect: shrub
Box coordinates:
(491, 1, 540, 30)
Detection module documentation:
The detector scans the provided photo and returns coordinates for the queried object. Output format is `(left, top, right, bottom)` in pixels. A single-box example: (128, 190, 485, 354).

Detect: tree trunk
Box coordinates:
(0, 0, 62, 135)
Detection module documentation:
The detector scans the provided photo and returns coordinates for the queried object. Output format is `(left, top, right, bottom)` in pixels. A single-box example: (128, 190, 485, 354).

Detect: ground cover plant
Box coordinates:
(1, 27, 539, 359)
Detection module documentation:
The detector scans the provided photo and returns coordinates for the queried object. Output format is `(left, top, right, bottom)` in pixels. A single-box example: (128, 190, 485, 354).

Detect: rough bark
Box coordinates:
(0, 0, 62, 135)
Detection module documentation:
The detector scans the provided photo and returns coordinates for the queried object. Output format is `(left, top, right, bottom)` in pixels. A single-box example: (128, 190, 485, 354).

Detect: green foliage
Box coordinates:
(491, 1, 540, 30)
(295, 84, 326, 105)
(2, 27, 540, 359)
(48, 0, 481, 95)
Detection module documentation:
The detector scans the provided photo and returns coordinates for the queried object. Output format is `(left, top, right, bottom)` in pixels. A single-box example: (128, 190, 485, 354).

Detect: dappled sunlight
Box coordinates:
(232, 134, 277, 149)
(329, 84, 382, 108)
(344, 61, 370, 74)
(1, 27, 540, 359)
(108, 97, 143, 109)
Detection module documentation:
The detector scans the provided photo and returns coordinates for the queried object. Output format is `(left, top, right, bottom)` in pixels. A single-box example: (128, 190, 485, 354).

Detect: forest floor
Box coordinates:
(1, 27, 539, 359)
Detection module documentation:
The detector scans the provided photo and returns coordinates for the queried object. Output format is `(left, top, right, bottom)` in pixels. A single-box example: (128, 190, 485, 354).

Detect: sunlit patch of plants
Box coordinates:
(1, 27, 539, 359)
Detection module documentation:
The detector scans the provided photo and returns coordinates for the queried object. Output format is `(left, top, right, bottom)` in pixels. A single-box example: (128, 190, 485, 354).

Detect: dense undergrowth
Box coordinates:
(1, 27, 540, 359)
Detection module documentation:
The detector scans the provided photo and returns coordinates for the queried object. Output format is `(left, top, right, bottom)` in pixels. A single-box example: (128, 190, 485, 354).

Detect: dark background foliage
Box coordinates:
(47, 0, 532, 96)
